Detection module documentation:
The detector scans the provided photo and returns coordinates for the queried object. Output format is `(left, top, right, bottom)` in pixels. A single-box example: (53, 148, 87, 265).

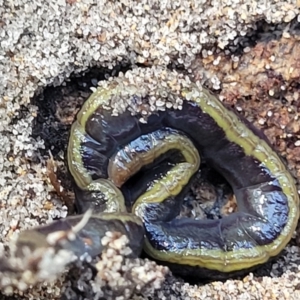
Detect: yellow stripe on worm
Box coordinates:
(108, 130, 200, 188)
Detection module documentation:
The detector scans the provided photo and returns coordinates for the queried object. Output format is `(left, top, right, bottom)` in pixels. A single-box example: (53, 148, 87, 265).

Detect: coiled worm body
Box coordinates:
(19, 68, 300, 279)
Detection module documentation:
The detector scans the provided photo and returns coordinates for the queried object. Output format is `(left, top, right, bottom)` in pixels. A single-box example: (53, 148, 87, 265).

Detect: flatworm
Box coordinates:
(19, 67, 300, 279)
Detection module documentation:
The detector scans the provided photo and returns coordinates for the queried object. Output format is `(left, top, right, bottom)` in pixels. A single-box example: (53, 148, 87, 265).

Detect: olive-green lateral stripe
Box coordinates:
(142, 88, 299, 272)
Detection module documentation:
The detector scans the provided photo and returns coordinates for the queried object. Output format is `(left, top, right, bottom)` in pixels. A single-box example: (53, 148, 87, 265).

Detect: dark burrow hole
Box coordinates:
(29, 64, 285, 291)
(31, 63, 131, 158)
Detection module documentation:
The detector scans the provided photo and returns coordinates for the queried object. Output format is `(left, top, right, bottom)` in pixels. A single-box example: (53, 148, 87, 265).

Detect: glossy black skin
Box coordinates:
(75, 100, 289, 278)
(17, 215, 144, 259)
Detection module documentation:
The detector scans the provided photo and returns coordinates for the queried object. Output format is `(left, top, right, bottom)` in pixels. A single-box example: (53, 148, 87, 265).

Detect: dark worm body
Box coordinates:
(18, 68, 300, 279)
(65, 68, 299, 278)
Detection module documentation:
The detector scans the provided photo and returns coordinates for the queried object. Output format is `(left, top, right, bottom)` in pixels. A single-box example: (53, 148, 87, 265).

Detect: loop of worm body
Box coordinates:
(20, 68, 300, 279)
